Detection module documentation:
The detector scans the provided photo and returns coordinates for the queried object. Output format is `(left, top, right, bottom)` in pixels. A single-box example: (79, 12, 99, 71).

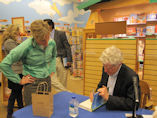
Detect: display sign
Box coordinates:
(95, 21, 126, 35)
(12, 17, 25, 33)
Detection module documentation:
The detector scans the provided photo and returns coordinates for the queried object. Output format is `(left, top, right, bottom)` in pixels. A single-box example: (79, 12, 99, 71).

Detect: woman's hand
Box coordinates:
(50, 72, 55, 78)
(20, 75, 36, 85)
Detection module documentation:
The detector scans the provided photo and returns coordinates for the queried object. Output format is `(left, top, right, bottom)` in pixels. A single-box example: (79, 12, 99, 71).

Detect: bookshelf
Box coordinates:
(113, 13, 157, 72)
(0, 30, 10, 105)
(69, 28, 84, 78)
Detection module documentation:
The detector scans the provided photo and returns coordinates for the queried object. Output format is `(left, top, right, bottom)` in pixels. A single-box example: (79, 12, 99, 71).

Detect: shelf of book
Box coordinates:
(69, 28, 84, 78)
(113, 12, 157, 81)
(127, 23, 146, 26)
(113, 13, 157, 38)
(56, 26, 84, 79)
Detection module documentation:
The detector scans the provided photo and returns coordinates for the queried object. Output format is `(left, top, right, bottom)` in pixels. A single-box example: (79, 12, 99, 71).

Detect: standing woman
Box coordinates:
(2, 25, 23, 118)
(0, 20, 56, 107)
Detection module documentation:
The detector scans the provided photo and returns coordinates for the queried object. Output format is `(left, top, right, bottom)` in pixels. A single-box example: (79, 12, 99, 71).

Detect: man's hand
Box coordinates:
(97, 86, 109, 101)
(67, 62, 71, 67)
(89, 90, 94, 102)
(20, 75, 36, 85)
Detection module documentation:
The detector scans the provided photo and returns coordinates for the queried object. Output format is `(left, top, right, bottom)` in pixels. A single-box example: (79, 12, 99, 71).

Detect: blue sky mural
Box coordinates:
(0, 0, 90, 27)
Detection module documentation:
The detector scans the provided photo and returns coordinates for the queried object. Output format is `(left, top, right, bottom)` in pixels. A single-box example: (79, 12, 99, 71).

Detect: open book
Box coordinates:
(79, 92, 106, 112)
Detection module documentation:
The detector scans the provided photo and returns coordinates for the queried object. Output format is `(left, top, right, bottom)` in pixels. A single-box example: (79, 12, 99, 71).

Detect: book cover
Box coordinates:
(127, 14, 137, 24)
(79, 92, 106, 112)
(127, 27, 136, 36)
(137, 13, 146, 24)
(63, 57, 67, 67)
(147, 13, 157, 21)
(136, 27, 146, 37)
(155, 25, 157, 33)
(91, 92, 106, 111)
(146, 26, 155, 35)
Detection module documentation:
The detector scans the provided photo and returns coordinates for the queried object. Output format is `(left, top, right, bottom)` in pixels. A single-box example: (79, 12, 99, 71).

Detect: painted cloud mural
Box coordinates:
(0, 0, 90, 27)
(53, 0, 78, 6)
(59, 10, 84, 24)
(58, 3, 90, 24)
(28, 0, 90, 24)
(0, 0, 21, 4)
(28, 0, 56, 16)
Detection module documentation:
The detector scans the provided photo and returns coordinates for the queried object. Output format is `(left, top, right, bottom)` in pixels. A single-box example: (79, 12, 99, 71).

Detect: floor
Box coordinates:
(0, 75, 84, 118)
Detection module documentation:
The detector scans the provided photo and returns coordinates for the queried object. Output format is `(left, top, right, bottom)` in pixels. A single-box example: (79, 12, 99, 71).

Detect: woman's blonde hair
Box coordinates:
(2, 24, 19, 44)
(30, 20, 50, 41)
(99, 45, 123, 65)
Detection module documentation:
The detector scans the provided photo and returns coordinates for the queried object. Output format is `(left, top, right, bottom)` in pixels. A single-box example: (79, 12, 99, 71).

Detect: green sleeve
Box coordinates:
(0, 42, 28, 84)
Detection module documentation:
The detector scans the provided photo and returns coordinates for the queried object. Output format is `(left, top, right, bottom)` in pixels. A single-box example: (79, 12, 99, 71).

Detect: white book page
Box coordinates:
(79, 99, 92, 112)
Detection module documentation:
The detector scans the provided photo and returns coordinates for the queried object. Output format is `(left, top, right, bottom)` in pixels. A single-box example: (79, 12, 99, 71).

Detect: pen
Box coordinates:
(92, 89, 96, 96)
(102, 85, 109, 91)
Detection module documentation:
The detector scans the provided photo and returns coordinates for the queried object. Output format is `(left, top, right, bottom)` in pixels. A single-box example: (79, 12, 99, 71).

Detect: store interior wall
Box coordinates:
(0, 0, 91, 27)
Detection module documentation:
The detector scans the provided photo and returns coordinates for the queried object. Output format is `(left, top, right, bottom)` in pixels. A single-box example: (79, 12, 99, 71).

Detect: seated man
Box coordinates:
(95, 46, 140, 111)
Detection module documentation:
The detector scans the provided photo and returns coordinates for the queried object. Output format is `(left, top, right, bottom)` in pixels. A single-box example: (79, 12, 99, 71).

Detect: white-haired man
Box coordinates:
(96, 46, 140, 111)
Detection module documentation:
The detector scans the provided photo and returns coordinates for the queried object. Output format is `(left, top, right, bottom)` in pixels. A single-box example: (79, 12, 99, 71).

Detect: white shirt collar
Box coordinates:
(110, 64, 122, 78)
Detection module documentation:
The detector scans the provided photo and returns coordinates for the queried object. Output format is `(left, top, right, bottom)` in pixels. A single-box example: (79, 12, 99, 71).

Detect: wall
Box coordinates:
(144, 39, 157, 106)
(84, 39, 137, 96)
(0, 0, 90, 27)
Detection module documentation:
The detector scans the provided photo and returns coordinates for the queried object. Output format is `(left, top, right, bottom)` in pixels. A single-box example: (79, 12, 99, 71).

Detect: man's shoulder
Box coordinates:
(123, 63, 134, 70)
(55, 30, 65, 34)
(121, 63, 137, 76)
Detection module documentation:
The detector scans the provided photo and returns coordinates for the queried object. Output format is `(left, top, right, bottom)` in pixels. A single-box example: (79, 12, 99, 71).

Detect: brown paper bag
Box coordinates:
(32, 82, 53, 117)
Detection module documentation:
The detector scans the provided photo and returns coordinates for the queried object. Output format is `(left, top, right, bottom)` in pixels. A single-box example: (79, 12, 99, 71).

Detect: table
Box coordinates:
(13, 91, 153, 118)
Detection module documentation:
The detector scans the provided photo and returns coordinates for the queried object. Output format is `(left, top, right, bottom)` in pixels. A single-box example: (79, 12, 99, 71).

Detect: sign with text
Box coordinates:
(95, 21, 126, 35)
(12, 17, 25, 33)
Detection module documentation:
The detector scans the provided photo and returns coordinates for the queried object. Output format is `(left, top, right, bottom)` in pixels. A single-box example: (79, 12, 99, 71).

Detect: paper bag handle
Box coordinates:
(36, 82, 49, 94)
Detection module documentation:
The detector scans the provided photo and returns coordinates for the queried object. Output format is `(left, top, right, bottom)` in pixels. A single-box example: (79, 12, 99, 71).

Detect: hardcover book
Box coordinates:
(127, 27, 136, 36)
(127, 14, 137, 24)
(146, 26, 155, 35)
(136, 27, 146, 37)
(79, 92, 106, 112)
(147, 13, 157, 21)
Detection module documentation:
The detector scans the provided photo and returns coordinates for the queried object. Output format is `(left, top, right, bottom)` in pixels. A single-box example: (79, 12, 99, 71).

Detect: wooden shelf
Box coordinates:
(127, 23, 146, 26)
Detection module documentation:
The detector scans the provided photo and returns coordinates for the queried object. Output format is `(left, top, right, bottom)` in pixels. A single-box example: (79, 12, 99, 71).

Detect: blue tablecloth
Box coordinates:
(13, 91, 153, 118)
